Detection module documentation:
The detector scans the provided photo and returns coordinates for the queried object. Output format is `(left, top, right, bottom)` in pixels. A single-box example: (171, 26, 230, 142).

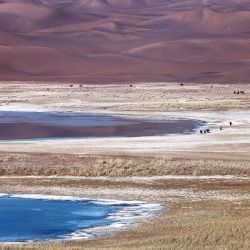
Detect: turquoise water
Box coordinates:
(0, 195, 120, 242)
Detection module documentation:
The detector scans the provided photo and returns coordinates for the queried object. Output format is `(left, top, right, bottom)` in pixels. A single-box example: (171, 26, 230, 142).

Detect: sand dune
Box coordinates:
(0, 0, 249, 83)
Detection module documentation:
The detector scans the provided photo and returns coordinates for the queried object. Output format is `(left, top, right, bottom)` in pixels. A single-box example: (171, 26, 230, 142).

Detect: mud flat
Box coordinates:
(0, 82, 249, 249)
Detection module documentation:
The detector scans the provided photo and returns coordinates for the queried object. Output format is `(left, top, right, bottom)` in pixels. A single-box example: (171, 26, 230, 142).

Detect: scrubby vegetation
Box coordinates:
(0, 154, 249, 177)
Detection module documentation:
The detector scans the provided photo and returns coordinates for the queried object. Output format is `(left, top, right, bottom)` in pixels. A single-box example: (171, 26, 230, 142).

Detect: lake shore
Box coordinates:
(0, 82, 249, 249)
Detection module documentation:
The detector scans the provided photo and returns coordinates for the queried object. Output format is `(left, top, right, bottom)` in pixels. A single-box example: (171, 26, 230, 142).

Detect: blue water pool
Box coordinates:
(0, 195, 119, 242)
(0, 111, 203, 140)
(0, 194, 163, 243)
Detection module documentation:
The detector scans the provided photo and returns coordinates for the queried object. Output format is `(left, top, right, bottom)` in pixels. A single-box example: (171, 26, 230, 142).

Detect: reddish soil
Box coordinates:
(0, 0, 250, 83)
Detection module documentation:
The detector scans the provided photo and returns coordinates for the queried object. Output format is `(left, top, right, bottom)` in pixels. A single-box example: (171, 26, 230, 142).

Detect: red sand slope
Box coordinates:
(0, 0, 250, 83)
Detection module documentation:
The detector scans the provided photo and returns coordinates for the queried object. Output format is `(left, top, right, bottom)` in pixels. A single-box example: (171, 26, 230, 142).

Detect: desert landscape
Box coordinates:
(0, 0, 250, 82)
(0, 82, 249, 249)
(0, 0, 250, 249)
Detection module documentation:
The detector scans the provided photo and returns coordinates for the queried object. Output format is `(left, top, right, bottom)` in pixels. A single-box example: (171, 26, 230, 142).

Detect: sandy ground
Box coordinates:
(0, 82, 249, 249)
(0, 82, 250, 157)
(1, 0, 250, 83)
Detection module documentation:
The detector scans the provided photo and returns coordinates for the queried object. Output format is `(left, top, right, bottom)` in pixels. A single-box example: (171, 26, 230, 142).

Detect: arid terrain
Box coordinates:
(0, 0, 250, 82)
(0, 82, 249, 249)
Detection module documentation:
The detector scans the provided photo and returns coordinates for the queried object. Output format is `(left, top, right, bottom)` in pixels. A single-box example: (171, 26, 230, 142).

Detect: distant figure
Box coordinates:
(234, 90, 246, 95)
(70, 84, 73, 87)
(200, 130, 203, 134)
(230, 121, 232, 126)
(220, 126, 223, 131)
(180, 83, 184, 86)
(206, 128, 210, 133)
(210, 85, 213, 88)
(47, 88, 50, 91)
(130, 84, 133, 88)
(203, 130, 207, 134)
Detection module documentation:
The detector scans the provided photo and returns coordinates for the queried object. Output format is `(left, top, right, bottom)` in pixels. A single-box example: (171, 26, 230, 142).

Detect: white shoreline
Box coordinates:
(0, 109, 244, 155)
(0, 109, 207, 143)
(0, 175, 249, 181)
(0, 194, 164, 244)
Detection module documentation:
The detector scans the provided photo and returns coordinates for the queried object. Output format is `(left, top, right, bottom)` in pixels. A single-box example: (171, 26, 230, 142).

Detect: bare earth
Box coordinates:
(1, 0, 250, 83)
(0, 82, 249, 249)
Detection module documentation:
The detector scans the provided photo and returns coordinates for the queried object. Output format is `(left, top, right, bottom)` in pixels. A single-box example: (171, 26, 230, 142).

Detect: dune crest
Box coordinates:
(0, 0, 249, 83)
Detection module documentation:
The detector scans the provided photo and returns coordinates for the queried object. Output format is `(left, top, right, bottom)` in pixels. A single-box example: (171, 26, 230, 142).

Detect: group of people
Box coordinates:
(200, 128, 210, 134)
(234, 90, 245, 95)
(200, 121, 233, 134)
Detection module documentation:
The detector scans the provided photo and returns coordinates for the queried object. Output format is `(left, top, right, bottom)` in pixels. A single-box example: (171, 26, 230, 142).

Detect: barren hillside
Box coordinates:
(0, 0, 249, 83)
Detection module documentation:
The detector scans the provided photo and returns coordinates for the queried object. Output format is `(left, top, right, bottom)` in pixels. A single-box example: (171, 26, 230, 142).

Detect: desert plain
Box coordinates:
(0, 82, 249, 249)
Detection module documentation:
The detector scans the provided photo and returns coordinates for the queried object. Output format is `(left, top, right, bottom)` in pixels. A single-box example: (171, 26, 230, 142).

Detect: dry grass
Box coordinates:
(0, 157, 248, 250)
(112, 99, 250, 112)
(0, 83, 249, 249)
(0, 83, 250, 113)
(0, 153, 249, 177)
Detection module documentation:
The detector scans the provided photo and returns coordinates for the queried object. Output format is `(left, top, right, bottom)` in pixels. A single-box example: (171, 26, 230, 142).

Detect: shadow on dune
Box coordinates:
(0, 0, 250, 83)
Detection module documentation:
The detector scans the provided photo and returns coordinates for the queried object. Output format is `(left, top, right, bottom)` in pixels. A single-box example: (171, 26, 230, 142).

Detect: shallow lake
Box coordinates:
(0, 195, 118, 242)
(0, 111, 202, 140)
(0, 194, 163, 243)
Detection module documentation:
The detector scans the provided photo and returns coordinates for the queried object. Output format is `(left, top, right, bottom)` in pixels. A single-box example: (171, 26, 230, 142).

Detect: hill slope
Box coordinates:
(0, 0, 249, 83)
